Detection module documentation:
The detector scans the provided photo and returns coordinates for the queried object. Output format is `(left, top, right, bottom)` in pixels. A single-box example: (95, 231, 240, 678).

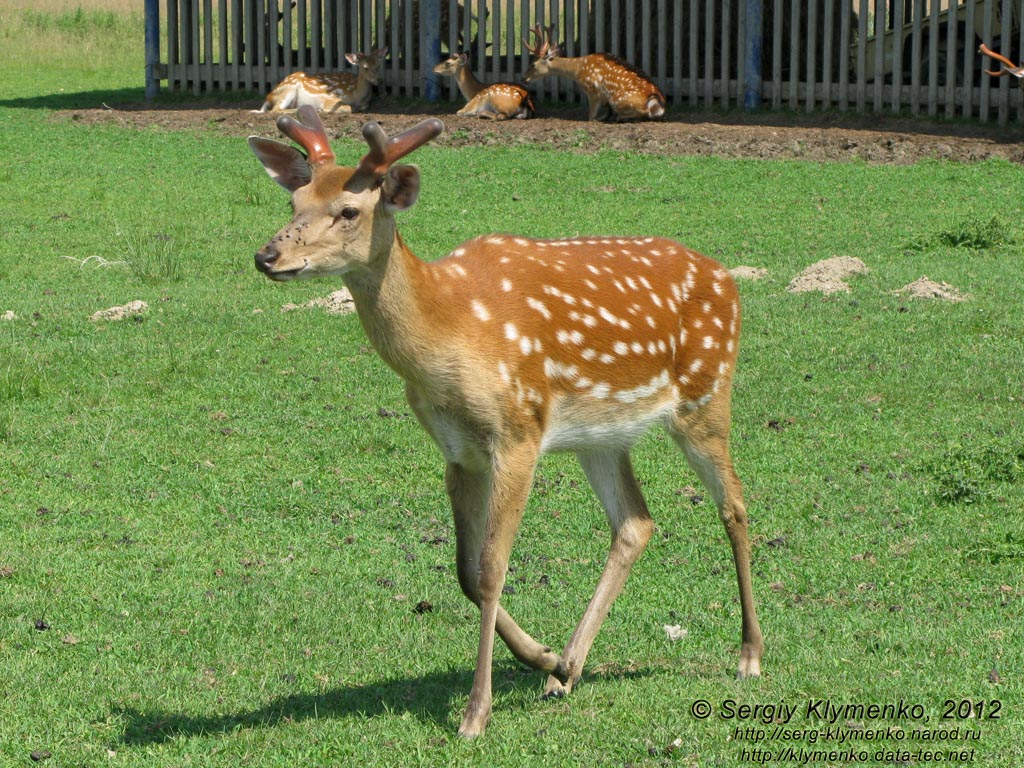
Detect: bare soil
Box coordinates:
(56, 97, 1024, 165)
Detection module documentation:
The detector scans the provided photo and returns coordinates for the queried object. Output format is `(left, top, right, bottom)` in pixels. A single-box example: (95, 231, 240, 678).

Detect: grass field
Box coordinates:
(1, 5, 1023, 767)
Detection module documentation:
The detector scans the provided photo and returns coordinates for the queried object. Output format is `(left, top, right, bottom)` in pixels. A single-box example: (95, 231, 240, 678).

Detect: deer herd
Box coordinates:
(245, 17, 1017, 740)
(257, 24, 664, 121)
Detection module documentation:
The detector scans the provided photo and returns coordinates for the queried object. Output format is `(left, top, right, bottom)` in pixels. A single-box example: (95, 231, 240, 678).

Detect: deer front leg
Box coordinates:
(544, 449, 654, 698)
(447, 446, 567, 738)
(584, 91, 610, 121)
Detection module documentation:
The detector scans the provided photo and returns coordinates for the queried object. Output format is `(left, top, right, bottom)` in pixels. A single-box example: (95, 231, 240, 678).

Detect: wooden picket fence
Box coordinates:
(148, 0, 1024, 124)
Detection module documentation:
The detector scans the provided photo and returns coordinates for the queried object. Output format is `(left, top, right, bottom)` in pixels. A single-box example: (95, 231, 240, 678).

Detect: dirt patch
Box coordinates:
(729, 265, 769, 281)
(281, 288, 356, 315)
(90, 300, 148, 321)
(54, 97, 1024, 165)
(786, 256, 869, 295)
(892, 276, 970, 302)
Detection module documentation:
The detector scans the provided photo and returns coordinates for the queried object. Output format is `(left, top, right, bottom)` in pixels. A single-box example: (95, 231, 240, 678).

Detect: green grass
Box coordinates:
(2, 7, 1024, 768)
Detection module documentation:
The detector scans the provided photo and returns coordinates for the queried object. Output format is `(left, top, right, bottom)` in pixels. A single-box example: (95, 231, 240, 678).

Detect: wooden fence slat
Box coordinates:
(806, 0, 816, 112)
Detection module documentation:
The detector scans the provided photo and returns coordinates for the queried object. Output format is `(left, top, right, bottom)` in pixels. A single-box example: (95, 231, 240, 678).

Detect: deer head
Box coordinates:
(345, 46, 389, 86)
(248, 106, 443, 280)
(522, 24, 560, 83)
(433, 52, 469, 76)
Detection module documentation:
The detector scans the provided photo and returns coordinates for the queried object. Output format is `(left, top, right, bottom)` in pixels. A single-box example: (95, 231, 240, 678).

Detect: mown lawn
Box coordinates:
(1, 5, 1022, 767)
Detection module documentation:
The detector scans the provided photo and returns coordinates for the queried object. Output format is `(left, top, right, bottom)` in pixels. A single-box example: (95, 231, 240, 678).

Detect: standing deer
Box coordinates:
(257, 48, 387, 113)
(523, 24, 666, 121)
(247, 106, 762, 737)
(433, 53, 535, 119)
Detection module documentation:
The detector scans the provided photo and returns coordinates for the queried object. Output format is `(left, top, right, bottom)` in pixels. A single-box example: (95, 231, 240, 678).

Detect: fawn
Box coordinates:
(523, 24, 665, 121)
(433, 53, 535, 119)
(248, 106, 761, 737)
(257, 48, 387, 113)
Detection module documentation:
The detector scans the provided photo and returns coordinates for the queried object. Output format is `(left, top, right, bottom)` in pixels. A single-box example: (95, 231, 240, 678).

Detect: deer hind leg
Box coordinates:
(543, 449, 655, 699)
(667, 401, 763, 679)
(446, 448, 568, 738)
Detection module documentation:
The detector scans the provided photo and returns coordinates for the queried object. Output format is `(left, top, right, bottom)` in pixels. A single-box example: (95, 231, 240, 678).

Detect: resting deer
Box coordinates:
(257, 47, 387, 113)
(980, 43, 1024, 84)
(523, 24, 666, 121)
(247, 106, 762, 737)
(433, 53, 535, 120)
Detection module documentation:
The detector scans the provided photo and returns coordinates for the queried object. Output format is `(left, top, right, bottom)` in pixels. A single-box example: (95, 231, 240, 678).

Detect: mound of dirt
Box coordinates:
(892, 276, 970, 302)
(787, 257, 869, 295)
(90, 300, 148, 321)
(282, 288, 356, 314)
(54, 98, 1024, 165)
(729, 265, 769, 281)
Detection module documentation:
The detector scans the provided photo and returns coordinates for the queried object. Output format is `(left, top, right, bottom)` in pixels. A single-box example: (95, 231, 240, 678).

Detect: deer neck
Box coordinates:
(455, 66, 484, 100)
(546, 56, 588, 82)
(349, 70, 373, 101)
(342, 227, 446, 387)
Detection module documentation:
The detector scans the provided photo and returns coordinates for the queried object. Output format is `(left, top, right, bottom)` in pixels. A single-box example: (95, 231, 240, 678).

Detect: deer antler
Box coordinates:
(355, 118, 445, 181)
(276, 105, 335, 167)
(523, 24, 556, 59)
(979, 43, 1024, 78)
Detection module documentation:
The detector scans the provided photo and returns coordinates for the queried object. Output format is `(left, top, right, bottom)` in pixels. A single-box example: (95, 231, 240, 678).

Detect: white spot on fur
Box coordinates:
(613, 370, 670, 403)
(526, 297, 552, 320)
(471, 300, 491, 322)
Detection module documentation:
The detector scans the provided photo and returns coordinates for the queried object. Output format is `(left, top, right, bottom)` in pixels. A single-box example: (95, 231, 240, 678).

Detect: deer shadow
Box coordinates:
(111, 662, 657, 745)
(113, 667, 472, 745)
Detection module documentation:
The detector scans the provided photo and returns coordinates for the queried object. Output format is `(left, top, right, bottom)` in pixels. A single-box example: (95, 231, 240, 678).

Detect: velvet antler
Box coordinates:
(523, 24, 556, 59)
(979, 43, 1024, 78)
(275, 105, 336, 167)
(354, 118, 445, 181)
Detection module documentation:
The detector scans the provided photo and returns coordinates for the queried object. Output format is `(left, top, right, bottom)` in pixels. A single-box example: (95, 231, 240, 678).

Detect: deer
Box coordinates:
(256, 47, 387, 114)
(522, 24, 666, 122)
(980, 43, 1024, 84)
(433, 53, 535, 120)
(247, 105, 762, 738)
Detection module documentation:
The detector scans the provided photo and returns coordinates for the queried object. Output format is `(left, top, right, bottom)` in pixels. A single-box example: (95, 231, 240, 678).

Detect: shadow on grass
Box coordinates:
(0, 89, 256, 112)
(114, 668, 472, 745)
(112, 662, 658, 744)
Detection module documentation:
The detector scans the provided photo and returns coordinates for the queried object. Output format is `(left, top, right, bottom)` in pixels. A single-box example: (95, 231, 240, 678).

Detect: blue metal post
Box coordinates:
(422, 0, 442, 101)
(144, 0, 160, 99)
(743, 0, 763, 111)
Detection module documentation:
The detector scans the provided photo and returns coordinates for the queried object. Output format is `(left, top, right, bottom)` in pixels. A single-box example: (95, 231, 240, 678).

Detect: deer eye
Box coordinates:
(333, 207, 359, 225)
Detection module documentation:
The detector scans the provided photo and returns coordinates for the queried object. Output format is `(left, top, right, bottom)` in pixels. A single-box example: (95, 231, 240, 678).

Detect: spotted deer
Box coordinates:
(433, 53, 535, 119)
(980, 43, 1024, 83)
(247, 106, 762, 738)
(257, 47, 387, 113)
(523, 24, 666, 121)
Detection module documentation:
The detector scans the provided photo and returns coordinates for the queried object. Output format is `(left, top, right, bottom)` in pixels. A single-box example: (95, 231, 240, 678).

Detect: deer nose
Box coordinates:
(255, 245, 278, 273)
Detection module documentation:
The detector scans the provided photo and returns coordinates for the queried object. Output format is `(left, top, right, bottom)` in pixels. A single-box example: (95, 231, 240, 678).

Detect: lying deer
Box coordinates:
(523, 24, 666, 121)
(433, 53, 535, 120)
(257, 47, 387, 113)
(980, 43, 1024, 82)
(248, 106, 762, 737)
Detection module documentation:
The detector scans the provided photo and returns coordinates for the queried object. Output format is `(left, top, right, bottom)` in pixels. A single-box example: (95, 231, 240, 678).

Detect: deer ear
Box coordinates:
(381, 164, 420, 213)
(248, 136, 312, 192)
(345, 52, 359, 66)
